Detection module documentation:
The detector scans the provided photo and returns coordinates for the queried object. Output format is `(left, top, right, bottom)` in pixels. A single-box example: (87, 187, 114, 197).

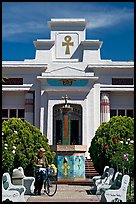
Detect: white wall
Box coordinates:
(2, 92, 25, 108)
(110, 92, 134, 109)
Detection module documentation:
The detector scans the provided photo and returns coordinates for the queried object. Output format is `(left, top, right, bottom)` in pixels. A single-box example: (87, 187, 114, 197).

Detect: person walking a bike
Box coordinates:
(33, 147, 48, 195)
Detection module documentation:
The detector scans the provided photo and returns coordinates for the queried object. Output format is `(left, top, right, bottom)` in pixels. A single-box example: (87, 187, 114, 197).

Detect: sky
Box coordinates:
(2, 2, 134, 62)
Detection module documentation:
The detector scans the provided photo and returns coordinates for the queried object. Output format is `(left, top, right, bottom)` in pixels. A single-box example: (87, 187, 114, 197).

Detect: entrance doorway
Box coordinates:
(53, 104, 82, 145)
(56, 120, 62, 144)
(70, 120, 79, 145)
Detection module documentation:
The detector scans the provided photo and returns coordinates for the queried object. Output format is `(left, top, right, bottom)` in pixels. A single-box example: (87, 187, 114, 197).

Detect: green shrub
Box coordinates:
(126, 177, 134, 202)
(89, 116, 134, 174)
(2, 118, 56, 176)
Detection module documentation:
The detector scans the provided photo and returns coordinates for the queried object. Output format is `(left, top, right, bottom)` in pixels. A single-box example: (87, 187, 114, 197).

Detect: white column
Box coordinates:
(94, 83, 100, 130)
(40, 107, 44, 134)
(100, 92, 110, 124)
(47, 99, 53, 145)
(25, 92, 34, 124)
(40, 90, 45, 134)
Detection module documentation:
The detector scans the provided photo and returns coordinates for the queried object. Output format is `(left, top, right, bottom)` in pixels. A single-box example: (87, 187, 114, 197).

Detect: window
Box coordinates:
(127, 110, 134, 118)
(2, 109, 25, 121)
(110, 109, 117, 117)
(2, 78, 23, 85)
(112, 78, 133, 85)
(118, 109, 125, 116)
(18, 109, 25, 118)
(2, 109, 8, 118)
(10, 109, 16, 118)
(110, 109, 134, 118)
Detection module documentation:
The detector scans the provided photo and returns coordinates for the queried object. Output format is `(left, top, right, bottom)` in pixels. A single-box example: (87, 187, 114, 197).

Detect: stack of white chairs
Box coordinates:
(2, 172, 26, 202)
(13, 167, 35, 195)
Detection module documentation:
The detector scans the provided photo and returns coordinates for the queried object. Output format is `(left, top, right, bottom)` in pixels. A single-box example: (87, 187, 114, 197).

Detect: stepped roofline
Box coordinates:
(48, 18, 88, 28)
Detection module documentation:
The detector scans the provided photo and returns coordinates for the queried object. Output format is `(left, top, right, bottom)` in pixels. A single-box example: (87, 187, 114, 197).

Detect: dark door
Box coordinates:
(56, 120, 62, 144)
(70, 120, 79, 145)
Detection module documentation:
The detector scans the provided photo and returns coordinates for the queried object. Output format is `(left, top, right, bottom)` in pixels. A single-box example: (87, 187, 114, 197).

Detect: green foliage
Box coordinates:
(127, 178, 134, 202)
(2, 118, 56, 176)
(89, 116, 134, 174)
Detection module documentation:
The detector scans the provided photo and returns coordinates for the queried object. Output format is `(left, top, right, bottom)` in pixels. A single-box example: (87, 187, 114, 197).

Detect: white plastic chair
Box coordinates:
(100, 174, 130, 202)
(96, 167, 115, 195)
(18, 166, 35, 195)
(92, 166, 109, 182)
(99, 171, 122, 194)
(2, 172, 26, 202)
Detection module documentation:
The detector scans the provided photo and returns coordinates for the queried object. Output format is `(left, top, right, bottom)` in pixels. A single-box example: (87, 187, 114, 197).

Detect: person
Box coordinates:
(33, 147, 48, 195)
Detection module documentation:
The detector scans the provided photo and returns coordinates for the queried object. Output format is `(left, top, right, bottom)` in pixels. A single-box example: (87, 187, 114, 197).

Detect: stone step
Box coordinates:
(85, 159, 99, 178)
(85, 169, 96, 171)
(56, 178, 94, 185)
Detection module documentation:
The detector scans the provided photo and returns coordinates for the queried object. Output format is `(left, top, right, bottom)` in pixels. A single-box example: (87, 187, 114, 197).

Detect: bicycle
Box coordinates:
(42, 166, 58, 196)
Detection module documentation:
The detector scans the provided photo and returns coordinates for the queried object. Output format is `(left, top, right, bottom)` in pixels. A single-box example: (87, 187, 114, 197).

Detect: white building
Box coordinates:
(2, 18, 134, 158)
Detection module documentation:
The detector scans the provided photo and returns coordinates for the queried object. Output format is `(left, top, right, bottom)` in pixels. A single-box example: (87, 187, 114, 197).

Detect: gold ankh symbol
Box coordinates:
(62, 35, 74, 54)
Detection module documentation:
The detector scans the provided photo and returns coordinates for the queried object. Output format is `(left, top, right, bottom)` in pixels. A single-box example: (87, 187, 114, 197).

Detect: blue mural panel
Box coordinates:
(47, 79, 88, 86)
(55, 155, 85, 179)
(74, 156, 85, 177)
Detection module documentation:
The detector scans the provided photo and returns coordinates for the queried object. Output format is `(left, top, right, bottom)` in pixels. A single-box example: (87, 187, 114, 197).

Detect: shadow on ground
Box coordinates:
(86, 183, 97, 195)
(86, 189, 97, 195)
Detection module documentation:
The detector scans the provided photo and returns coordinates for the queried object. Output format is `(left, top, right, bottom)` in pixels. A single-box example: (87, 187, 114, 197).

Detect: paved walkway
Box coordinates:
(25, 184, 100, 202)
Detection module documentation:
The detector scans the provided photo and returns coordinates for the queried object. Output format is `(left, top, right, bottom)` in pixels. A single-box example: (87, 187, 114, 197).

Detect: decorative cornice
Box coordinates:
(87, 61, 134, 69)
(81, 40, 103, 49)
(100, 84, 134, 92)
(2, 84, 33, 91)
(43, 86, 91, 93)
(2, 63, 48, 69)
(48, 18, 88, 28)
(37, 76, 99, 80)
(33, 40, 55, 49)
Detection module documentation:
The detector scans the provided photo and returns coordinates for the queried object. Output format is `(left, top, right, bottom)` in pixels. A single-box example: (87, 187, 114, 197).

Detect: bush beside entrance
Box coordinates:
(89, 116, 134, 175)
(2, 118, 56, 176)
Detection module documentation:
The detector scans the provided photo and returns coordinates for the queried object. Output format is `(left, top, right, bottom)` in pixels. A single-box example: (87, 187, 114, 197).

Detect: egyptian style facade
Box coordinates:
(2, 19, 134, 158)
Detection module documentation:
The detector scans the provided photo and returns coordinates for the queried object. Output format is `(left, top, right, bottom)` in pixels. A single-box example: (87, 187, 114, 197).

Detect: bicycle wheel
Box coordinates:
(44, 175, 57, 196)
